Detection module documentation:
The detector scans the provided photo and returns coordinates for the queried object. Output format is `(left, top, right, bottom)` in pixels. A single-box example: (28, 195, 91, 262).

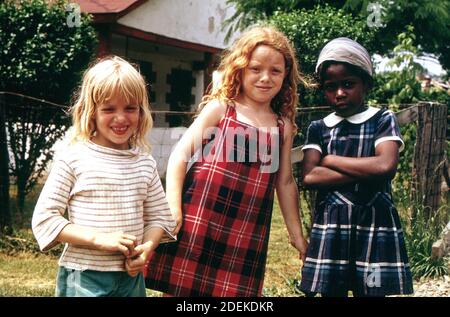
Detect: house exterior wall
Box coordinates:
(117, 0, 238, 50)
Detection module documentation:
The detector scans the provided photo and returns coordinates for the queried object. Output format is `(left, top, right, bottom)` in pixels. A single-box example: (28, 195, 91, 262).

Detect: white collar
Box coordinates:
(323, 106, 380, 128)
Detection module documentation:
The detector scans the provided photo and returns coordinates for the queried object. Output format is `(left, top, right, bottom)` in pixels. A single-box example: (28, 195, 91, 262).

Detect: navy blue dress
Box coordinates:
(300, 107, 414, 296)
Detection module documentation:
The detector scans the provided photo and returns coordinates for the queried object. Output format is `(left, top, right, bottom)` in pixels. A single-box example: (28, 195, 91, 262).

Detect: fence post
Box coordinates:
(411, 102, 448, 219)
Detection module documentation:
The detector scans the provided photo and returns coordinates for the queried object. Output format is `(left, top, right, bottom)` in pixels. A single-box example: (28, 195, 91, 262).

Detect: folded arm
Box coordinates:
(301, 141, 399, 189)
(301, 148, 357, 189)
(320, 141, 400, 179)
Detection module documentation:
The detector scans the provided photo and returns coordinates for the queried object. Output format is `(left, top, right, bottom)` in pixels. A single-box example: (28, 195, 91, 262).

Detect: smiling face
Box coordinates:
(91, 95, 140, 150)
(322, 63, 368, 117)
(240, 45, 286, 108)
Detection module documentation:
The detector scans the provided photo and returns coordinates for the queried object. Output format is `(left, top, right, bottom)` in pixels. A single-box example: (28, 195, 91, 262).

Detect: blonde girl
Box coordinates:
(145, 26, 308, 297)
(32, 56, 176, 297)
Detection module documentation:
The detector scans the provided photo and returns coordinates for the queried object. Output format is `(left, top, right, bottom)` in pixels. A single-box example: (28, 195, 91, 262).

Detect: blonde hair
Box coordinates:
(199, 25, 308, 130)
(70, 56, 152, 152)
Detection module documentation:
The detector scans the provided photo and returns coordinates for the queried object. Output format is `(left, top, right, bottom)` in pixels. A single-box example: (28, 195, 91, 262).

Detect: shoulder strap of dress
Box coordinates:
(224, 100, 237, 118)
(276, 115, 285, 144)
(278, 114, 285, 128)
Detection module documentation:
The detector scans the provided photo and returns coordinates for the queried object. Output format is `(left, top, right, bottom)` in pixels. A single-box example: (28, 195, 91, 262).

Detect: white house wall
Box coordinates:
(118, 0, 238, 49)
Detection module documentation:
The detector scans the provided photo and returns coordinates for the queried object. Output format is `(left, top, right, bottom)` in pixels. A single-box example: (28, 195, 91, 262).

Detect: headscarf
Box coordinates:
(315, 37, 373, 77)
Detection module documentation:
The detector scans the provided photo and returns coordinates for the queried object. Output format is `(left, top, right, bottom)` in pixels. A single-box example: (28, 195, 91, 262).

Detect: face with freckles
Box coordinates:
(91, 95, 140, 150)
(240, 44, 286, 108)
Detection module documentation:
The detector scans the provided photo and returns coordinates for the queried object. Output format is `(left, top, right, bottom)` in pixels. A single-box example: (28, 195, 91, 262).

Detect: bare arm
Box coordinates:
(301, 148, 357, 189)
(166, 100, 226, 235)
(56, 224, 138, 257)
(320, 141, 400, 179)
(275, 120, 308, 262)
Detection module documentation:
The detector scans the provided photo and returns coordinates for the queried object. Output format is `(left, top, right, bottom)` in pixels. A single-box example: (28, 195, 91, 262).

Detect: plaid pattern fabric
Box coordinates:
(300, 108, 414, 296)
(145, 105, 283, 296)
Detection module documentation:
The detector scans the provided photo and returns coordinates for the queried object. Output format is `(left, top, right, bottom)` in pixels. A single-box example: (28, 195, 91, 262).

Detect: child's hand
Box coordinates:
(93, 232, 137, 257)
(290, 237, 309, 265)
(125, 243, 153, 277)
(172, 209, 183, 235)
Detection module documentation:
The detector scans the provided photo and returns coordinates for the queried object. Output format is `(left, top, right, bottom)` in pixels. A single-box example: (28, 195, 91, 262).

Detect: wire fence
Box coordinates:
(1, 92, 447, 220)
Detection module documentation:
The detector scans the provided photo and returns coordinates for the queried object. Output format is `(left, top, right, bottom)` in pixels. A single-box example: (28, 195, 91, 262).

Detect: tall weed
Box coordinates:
(403, 205, 449, 279)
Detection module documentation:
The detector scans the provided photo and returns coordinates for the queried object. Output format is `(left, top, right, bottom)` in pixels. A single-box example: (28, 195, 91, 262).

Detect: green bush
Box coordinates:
(0, 0, 97, 103)
(0, 0, 98, 229)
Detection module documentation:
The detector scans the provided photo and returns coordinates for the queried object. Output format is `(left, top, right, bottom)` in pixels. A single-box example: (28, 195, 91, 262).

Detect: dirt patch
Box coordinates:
(412, 276, 450, 297)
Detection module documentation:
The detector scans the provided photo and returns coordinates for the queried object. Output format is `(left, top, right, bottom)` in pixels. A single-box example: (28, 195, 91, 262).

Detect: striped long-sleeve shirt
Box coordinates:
(32, 141, 176, 272)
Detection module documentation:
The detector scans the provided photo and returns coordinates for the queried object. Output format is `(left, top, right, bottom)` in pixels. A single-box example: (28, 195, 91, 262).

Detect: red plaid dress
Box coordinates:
(145, 105, 283, 296)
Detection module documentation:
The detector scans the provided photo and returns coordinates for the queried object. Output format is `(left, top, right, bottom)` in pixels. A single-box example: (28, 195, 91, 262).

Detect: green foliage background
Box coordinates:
(0, 0, 98, 230)
(0, 0, 98, 103)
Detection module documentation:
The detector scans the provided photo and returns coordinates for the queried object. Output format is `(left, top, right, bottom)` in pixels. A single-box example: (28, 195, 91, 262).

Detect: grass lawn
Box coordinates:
(0, 198, 303, 297)
(263, 198, 303, 296)
(0, 252, 57, 296)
